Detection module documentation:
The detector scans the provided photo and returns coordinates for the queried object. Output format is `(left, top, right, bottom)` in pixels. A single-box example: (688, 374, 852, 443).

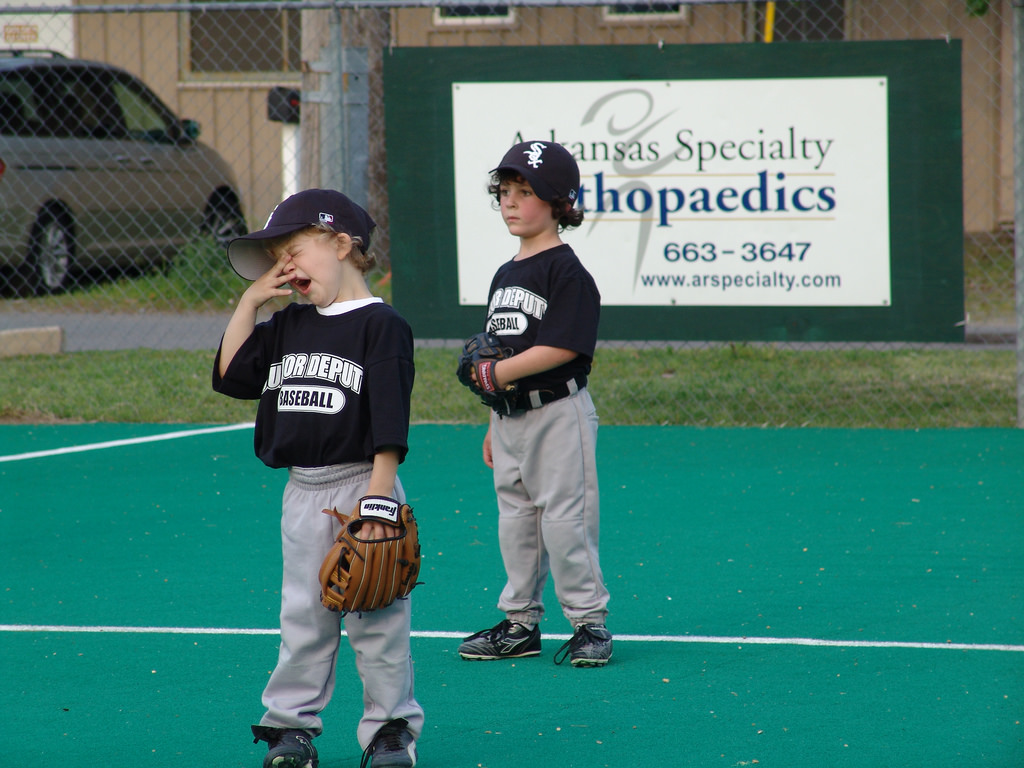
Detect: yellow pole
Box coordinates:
(764, 1, 776, 43)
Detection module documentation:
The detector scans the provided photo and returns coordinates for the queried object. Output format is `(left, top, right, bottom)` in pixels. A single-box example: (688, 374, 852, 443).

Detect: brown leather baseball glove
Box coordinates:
(318, 496, 421, 615)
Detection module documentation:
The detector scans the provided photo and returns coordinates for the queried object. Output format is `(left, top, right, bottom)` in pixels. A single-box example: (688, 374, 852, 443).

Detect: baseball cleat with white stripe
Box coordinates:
(458, 619, 541, 660)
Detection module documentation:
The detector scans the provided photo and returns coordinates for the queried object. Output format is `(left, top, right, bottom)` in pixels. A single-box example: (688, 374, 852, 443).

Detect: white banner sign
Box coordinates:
(452, 78, 890, 307)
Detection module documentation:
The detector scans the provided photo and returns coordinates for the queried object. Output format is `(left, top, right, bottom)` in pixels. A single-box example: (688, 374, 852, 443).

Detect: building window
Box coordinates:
(603, 3, 688, 24)
(754, 0, 845, 42)
(433, 5, 516, 26)
(187, 0, 301, 77)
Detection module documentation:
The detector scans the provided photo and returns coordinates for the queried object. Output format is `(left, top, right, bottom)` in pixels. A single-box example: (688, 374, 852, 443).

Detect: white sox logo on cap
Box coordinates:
(493, 140, 580, 204)
(524, 142, 547, 169)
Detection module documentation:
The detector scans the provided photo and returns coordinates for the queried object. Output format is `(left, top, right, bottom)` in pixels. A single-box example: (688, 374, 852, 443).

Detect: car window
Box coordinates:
(0, 73, 31, 136)
(22, 67, 127, 140)
(0, 71, 45, 137)
(33, 69, 86, 138)
(112, 78, 174, 142)
(77, 70, 125, 139)
(0, 65, 179, 142)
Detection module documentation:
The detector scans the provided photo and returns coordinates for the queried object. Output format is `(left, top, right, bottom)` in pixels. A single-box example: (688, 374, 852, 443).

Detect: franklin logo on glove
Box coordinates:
(357, 495, 401, 525)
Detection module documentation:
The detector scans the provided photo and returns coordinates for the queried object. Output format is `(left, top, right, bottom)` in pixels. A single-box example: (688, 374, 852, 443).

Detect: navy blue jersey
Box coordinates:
(485, 243, 600, 391)
(213, 301, 414, 469)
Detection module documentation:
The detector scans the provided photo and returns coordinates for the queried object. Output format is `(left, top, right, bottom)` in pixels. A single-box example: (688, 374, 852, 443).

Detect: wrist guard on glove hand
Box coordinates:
(318, 496, 421, 615)
(456, 332, 518, 415)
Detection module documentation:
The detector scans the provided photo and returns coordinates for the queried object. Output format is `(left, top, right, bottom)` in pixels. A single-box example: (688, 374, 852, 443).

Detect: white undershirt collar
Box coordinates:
(316, 296, 383, 316)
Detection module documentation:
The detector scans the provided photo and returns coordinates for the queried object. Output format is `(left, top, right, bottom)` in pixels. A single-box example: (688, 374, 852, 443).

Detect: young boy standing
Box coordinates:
(457, 141, 612, 667)
(213, 189, 422, 767)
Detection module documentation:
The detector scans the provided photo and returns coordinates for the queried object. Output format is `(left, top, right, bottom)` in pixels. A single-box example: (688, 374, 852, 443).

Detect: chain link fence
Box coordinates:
(0, 0, 1019, 426)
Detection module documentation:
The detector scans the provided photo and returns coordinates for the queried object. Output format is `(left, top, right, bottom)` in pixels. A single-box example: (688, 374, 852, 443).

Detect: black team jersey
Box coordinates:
(484, 243, 600, 392)
(213, 301, 414, 469)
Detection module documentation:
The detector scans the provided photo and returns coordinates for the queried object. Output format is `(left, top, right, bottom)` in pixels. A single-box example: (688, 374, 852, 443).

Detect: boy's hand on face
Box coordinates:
(242, 257, 295, 309)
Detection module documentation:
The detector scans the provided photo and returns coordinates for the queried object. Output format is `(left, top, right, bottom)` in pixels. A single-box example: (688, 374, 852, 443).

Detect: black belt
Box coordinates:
(509, 374, 587, 412)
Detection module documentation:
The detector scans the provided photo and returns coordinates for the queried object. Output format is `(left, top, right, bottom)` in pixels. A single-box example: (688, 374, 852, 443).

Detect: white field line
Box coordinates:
(0, 423, 255, 463)
(1, 624, 1022, 652)
(4, 424, 1022, 656)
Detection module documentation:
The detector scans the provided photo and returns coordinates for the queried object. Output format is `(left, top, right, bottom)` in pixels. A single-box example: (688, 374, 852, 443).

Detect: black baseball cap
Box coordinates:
(227, 188, 376, 280)
(491, 141, 580, 204)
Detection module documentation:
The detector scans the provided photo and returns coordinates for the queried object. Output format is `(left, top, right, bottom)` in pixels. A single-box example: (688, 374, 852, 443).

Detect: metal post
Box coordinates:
(1015, 2, 1024, 426)
(338, 44, 370, 207)
(303, 10, 369, 205)
(764, 1, 776, 42)
(321, 10, 346, 193)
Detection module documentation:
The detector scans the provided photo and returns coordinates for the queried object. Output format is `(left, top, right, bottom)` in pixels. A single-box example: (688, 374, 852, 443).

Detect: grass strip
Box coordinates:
(0, 346, 1014, 428)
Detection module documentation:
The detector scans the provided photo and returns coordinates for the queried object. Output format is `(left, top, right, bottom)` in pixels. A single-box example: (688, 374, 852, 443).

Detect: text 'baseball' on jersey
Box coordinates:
(487, 312, 526, 336)
(278, 385, 346, 414)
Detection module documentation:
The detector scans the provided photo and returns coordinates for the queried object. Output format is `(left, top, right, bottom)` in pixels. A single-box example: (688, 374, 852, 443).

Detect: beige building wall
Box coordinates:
(74, 0, 1009, 235)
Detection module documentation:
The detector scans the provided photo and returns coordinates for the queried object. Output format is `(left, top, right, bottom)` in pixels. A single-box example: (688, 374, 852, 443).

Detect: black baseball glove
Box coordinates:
(456, 332, 518, 415)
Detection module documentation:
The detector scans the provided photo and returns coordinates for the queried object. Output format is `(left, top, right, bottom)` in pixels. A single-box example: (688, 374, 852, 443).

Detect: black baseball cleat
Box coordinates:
(360, 718, 417, 768)
(553, 623, 613, 667)
(251, 726, 319, 768)
(458, 619, 541, 660)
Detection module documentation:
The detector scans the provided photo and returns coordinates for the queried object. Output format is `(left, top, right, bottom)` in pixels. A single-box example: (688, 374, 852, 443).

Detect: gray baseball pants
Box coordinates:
(258, 463, 423, 749)
(490, 388, 609, 628)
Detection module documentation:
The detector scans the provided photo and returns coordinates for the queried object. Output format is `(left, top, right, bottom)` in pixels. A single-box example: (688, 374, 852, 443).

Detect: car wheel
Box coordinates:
(29, 213, 73, 294)
(202, 193, 247, 247)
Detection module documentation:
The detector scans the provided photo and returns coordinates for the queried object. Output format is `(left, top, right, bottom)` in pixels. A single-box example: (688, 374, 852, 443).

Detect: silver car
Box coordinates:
(0, 50, 246, 294)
